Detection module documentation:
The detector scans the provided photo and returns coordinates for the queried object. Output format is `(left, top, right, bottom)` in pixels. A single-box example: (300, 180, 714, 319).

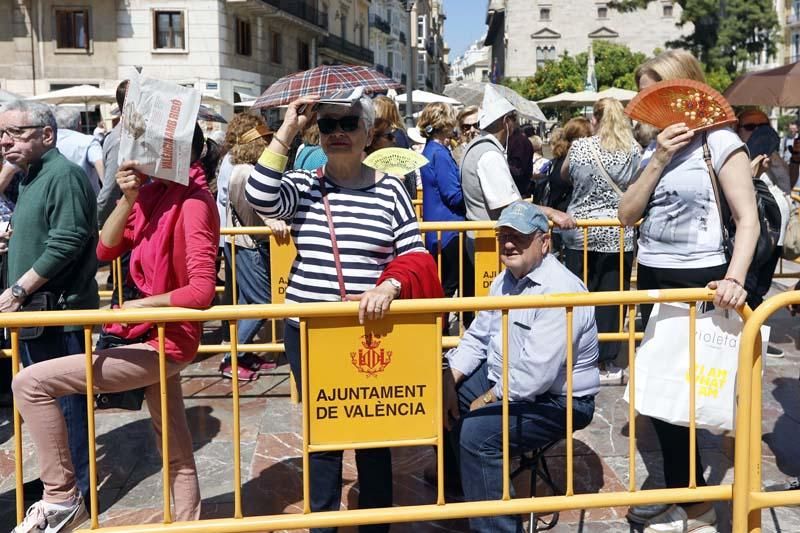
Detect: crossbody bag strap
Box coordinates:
(588, 140, 624, 197)
(316, 167, 347, 301)
(702, 133, 731, 245)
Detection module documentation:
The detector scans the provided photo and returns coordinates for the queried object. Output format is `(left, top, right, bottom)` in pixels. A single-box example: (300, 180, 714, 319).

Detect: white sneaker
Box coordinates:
(12, 495, 88, 533)
(643, 505, 717, 533)
(598, 362, 624, 385)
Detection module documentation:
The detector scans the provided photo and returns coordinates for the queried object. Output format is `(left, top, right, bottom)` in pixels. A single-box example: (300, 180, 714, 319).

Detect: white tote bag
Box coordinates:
(623, 303, 769, 432)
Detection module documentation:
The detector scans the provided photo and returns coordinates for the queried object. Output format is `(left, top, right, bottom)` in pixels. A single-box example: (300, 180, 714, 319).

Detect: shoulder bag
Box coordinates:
(588, 141, 624, 197)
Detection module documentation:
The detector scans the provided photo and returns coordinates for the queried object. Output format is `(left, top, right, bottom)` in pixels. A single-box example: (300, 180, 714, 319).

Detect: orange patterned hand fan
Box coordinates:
(624, 79, 736, 133)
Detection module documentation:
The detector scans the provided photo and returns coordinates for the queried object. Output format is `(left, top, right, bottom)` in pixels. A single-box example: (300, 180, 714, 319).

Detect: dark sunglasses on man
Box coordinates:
(317, 116, 361, 134)
(460, 122, 479, 132)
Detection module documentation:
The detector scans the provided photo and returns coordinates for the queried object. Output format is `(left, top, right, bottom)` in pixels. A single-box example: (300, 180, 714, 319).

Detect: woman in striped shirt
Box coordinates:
(246, 94, 425, 532)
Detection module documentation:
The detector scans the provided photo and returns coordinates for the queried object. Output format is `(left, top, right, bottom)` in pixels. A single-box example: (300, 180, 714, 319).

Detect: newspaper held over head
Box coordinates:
(118, 72, 202, 186)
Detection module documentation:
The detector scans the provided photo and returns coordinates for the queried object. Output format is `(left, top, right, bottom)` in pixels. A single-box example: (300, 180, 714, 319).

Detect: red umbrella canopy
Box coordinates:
(253, 64, 401, 110)
(724, 62, 800, 107)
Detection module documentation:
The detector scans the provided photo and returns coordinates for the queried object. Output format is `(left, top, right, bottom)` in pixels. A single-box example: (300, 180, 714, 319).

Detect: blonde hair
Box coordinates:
(552, 117, 591, 158)
(529, 135, 543, 153)
(373, 95, 404, 129)
(594, 98, 635, 152)
(456, 105, 479, 124)
(635, 50, 706, 87)
(226, 113, 272, 165)
(417, 102, 457, 138)
(302, 122, 320, 145)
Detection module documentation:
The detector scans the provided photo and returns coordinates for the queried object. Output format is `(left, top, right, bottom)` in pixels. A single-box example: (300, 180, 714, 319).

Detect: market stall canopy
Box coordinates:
(724, 62, 800, 107)
(537, 87, 637, 106)
(26, 84, 116, 106)
(393, 90, 460, 105)
(444, 81, 546, 122)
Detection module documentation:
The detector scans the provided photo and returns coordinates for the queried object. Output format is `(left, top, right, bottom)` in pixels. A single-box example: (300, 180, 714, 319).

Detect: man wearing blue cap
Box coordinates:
(441, 201, 600, 533)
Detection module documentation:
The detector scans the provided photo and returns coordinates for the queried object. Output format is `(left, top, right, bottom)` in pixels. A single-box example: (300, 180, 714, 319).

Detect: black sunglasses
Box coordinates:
(318, 116, 361, 134)
(460, 122, 479, 131)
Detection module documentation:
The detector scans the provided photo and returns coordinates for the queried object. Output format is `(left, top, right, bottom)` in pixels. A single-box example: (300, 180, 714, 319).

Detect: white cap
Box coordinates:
(407, 127, 426, 145)
(478, 84, 516, 130)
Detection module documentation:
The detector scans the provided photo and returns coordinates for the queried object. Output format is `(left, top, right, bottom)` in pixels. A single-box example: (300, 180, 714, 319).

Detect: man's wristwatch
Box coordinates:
(482, 391, 493, 405)
(10, 284, 27, 301)
(386, 278, 402, 295)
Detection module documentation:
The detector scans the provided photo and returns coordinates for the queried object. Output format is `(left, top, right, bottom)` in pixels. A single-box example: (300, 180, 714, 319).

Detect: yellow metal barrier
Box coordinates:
(731, 291, 800, 532)
(1, 288, 757, 532)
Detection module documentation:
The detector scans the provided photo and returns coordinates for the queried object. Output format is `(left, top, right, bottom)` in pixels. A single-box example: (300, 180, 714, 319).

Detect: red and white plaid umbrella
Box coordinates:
(252, 64, 401, 109)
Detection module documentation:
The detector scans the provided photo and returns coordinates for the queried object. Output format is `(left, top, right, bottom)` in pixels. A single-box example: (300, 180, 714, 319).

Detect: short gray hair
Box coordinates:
(1, 100, 58, 144)
(53, 106, 82, 131)
(318, 95, 376, 131)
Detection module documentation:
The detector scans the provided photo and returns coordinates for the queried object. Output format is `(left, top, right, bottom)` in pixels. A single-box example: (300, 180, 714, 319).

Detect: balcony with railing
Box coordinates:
(319, 33, 375, 64)
(369, 13, 391, 34)
(258, 0, 326, 28)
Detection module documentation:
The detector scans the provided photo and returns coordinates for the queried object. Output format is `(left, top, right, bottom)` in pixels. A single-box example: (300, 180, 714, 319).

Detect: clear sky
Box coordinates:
(443, 0, 488, 60)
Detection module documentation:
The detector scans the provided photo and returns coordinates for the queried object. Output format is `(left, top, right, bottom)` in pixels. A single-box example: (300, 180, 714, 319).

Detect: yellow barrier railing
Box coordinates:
(2, 288, 765, 532)
(732, 290, 800, 532)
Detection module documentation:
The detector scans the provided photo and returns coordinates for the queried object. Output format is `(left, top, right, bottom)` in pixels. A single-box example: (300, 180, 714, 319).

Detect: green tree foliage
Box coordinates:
(503, 41, 647, 102)
(609, 0, 779, 76)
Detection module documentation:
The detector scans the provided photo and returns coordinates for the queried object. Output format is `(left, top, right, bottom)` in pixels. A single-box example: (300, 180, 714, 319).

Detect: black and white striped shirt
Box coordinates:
(246, 161, 425, 306)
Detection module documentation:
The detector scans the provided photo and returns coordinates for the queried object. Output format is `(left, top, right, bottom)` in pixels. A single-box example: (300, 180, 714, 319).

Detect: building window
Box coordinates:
(417, 14, 426, 46)
(298, 39, 310, 70)
(153, 10, 185, 49)
(271, 31, 282, 64)
(597, 6, 608, 19)
(321, 2, 329, 29)
(340, 13, 347, 40)
(536, 46, 556, 68)
(539, 8, 550, 21)
(55, 8, 89, 50)
(663, 4, 673, 17)
(235, 18, 252, 56)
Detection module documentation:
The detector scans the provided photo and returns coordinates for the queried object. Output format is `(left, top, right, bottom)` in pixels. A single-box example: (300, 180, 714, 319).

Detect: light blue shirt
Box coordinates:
(56, 129, 102, 194)
(447, 254, 600, 401)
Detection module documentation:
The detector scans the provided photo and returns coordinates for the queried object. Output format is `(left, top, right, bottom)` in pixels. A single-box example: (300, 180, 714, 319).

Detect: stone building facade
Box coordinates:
(484, 0, 689, 80)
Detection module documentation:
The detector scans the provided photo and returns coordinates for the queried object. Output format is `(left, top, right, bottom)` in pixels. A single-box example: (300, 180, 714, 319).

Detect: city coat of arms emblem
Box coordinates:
(350, 333, 393, 377)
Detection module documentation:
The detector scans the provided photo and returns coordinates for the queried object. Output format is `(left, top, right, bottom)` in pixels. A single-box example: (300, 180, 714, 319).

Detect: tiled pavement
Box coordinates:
(1, 274, 800, 532)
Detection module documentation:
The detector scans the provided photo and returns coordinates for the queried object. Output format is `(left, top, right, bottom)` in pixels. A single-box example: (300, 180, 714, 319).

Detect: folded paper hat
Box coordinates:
(496, 201, 550, 235)
(479, 84, 516, 130)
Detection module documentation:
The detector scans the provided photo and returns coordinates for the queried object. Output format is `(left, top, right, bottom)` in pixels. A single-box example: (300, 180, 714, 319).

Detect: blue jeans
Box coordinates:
(285, 322, 392, 533)
(20, 329, 89, 500)
(223, 242, 271, 355)
(452, 361, 595, 533)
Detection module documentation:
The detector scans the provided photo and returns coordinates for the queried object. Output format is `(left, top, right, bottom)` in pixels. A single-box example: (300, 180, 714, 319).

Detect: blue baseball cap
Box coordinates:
(496, 201, 550, 235)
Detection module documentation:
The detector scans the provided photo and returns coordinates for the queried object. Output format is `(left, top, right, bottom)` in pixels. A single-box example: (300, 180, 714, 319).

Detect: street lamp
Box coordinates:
(403, 0, 415, 127)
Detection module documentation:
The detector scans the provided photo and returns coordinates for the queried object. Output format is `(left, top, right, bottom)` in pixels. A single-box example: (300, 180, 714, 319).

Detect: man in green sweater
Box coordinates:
(0, 100, 98, 521)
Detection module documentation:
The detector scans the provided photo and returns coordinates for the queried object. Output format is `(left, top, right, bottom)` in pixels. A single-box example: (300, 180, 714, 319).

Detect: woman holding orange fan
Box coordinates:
(618, 50, 758, 533)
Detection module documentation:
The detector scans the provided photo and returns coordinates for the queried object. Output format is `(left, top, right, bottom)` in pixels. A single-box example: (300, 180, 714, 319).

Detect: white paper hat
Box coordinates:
(478, 85, 516, 130)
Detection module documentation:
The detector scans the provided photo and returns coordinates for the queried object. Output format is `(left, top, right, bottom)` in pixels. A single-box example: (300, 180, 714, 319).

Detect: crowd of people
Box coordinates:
(0, 47, 797, 533)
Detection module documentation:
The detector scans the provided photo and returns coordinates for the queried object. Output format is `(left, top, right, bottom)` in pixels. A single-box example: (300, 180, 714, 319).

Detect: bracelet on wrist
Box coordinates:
(724, 277, 743, 287)
(441, 356, 450, 371)
(273, 135, 291, 151)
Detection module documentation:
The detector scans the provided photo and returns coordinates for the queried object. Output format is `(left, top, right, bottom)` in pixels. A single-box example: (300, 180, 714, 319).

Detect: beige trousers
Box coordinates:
(12, 343, 201, 521)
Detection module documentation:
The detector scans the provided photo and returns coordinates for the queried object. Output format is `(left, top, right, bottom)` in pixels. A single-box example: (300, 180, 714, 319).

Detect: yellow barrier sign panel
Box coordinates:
(306, 314, 439, 447)
(269, 234, 297, 304)
(474, 229, 500, 297)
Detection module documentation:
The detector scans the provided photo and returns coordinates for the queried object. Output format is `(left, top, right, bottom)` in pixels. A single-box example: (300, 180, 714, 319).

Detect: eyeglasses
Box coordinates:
(738, 123, 764, 132)
(0, 125, 44, 141)
(317, 116, 361, 134)
(460, 122, 479, 132)
(378, 130, 395, 141)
